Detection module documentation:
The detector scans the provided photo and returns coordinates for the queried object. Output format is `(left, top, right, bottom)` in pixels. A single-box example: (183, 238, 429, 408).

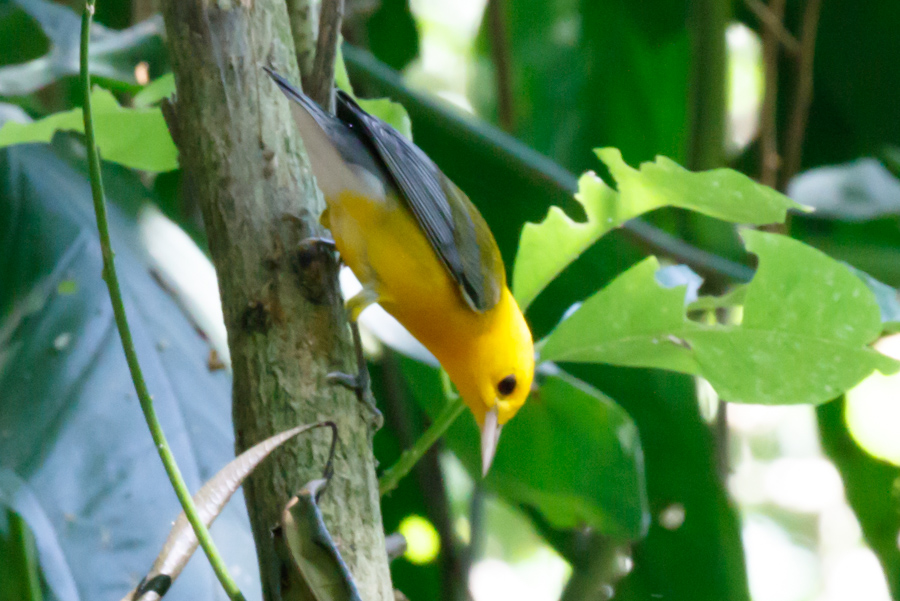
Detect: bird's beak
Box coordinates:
(481, 405, 503, 476)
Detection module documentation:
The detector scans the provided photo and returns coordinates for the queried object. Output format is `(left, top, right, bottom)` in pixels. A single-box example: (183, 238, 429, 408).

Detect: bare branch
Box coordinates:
(780, 0, 823, 190)
(310, 0, 345, 111)
(486, 0, 514, 132)
(757, 0, 787, 188)
(286, 0, 319, 88)
(743, 0, 800, 55)
(159, 2, 393, 599)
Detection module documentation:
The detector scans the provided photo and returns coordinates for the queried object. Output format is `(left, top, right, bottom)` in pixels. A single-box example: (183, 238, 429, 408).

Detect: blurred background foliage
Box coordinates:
(1, 1, 899, 601)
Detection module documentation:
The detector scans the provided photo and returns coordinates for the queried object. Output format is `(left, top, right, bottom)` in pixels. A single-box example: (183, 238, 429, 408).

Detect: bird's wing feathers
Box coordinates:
(265, 67, 386, 202)
(265, 68, 503, 312)
(335, 90, 503, 312)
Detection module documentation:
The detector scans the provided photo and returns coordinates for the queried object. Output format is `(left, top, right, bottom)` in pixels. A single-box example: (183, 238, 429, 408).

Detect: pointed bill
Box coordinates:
(481, 405, 503, 476)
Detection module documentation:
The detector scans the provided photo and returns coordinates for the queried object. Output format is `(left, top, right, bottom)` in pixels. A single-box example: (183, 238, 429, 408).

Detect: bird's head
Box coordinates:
(442, 287, 534, 476)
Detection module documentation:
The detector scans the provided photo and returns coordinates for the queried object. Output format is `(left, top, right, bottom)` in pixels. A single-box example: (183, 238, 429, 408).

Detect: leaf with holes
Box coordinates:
(542, 230, 899, 404)
(513, 148, 807, 309)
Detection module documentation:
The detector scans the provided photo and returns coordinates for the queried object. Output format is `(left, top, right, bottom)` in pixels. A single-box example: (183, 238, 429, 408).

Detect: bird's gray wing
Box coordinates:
(335, 90, 503, 312)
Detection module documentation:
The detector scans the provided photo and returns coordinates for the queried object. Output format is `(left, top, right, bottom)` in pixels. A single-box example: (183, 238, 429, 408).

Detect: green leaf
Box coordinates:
(364, 0, 419, 71)
(133, 72, 175, 107)
(540, 256, 701, 374)
(691, 232, 898, 404)
(513, 172, 617, 310)
(0, 87, 177, 171)
(401, 358, 648, 539)
(600, 148, 809, 224)
(542, 230, 899, 404)
(513, 147, 807, 309)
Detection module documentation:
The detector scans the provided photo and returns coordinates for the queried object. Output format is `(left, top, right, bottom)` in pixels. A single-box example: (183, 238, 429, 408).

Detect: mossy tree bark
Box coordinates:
(159, 2, 393, 599)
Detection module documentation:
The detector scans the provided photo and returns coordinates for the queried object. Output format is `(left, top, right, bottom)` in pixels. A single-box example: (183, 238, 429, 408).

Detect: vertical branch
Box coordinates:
(380, 351, 469, 601)
(310, 0, 345, 111)
(286, 0, 319, 87)
(558, 535, 622, 601)
(486, 0, 514, 132)
(379, 396, 465, 496)
(685, 0, 731, 171)
(757, 0, 787, 187)
(684, 0, 732, 482)
(779, 0, 822, 190)
(81, 2, 246, 599)
(159, 1, 393, 600)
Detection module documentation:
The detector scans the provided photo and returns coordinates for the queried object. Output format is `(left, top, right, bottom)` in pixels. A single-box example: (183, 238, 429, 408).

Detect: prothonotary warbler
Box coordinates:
(265, 68, 534, 475)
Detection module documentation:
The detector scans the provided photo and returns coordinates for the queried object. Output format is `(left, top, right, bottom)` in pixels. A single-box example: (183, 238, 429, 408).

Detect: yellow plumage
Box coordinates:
(326, 189, 534, 429)
(266, 68, 534, 473)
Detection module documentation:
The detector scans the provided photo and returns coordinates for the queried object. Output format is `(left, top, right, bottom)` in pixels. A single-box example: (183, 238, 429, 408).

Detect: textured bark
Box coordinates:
(285, 0, 318, 89)
(159, 2, 392, 600)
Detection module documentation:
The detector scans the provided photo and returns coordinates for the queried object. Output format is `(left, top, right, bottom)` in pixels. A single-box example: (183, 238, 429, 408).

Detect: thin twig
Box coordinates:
(743, 0, 800, 55)
(379, 371, 465, 496)
(309, 0, 344, 112)
(779, 0, 822, 191)
(380, 350, 468, 601)
(80, 4, 245, 600)
(486, 0, 514, 132)
(459, 483, 486, 593)
(559, 534, 621, 601)
(758, 0, 786, 188)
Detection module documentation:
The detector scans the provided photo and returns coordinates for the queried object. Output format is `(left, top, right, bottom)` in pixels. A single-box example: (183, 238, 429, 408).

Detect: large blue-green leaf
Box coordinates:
(542, 230, 899, 404)
(0, 0, 166, 96)
(399, 359, 648, 540)
(787, 159, 900, 221)
(0, 469, 78, 601)
(0, 143, 259, 601)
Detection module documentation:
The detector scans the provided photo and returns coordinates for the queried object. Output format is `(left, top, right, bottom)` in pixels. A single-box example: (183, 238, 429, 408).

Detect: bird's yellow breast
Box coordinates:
(324, 188, 534, 426)
(325, 189, 486, 360)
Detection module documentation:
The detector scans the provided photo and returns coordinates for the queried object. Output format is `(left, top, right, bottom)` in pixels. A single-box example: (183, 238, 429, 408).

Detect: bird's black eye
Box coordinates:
(498, 375, 517, 396)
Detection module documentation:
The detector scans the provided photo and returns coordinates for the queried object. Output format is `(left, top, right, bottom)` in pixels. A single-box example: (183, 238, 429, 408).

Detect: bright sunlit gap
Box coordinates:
(439, 454, 570, 601)
(726, 22, 763, 154)
(728, 401, 894, 601)
(846, 334, 900, 465)
(399, 515, 441, 565)
(406, 0, 488, 111)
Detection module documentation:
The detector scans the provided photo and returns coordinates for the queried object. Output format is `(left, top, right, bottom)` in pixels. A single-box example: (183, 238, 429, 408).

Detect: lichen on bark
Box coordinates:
(158, 1, 393, 599)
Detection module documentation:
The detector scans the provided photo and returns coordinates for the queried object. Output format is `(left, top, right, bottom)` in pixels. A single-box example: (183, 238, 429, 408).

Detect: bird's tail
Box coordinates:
(262, 66, 337, 134)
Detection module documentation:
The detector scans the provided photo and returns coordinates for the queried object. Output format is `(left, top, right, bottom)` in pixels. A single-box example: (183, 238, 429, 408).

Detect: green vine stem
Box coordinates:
(79, 3, 245, 600)
(379, 371, 465, 495)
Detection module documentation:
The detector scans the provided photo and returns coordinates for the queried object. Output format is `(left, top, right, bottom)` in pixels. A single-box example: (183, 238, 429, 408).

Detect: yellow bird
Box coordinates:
(266, 69, 534, 474)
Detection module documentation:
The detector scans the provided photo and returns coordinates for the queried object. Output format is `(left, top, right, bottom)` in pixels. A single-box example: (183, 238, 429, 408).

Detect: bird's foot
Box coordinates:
(327, 368, 383, 430)
(297, 236, 337, 254)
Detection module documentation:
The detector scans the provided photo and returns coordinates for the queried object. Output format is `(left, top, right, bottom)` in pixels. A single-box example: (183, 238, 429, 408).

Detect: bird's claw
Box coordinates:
(297, 236, 337, 253)
(326, 370, 364, 392)
(326, 370, 383, 430)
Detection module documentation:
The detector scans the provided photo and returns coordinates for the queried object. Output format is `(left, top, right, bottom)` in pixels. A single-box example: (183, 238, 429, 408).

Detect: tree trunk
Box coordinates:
(159, 2, 393, 599)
